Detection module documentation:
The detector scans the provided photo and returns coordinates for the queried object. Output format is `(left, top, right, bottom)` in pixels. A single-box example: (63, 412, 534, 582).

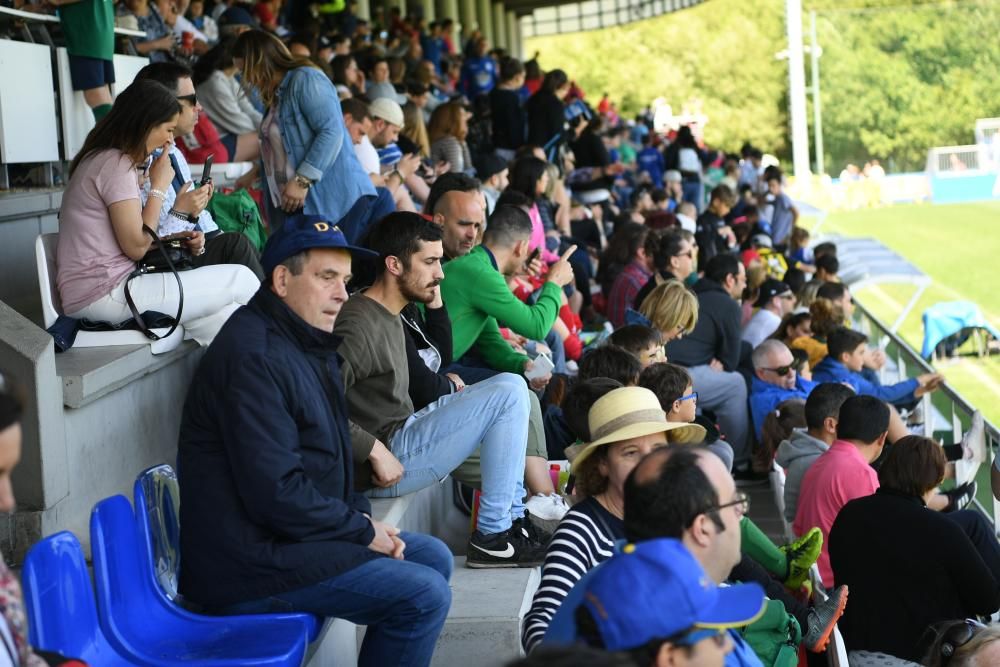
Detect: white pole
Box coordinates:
(786, 0, 810, 181)
(810, 10, 824, 175)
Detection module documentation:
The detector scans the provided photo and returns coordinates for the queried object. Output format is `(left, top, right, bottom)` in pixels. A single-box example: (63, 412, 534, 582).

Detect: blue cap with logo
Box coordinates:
(261, 214, 378, 277)
(581, 538, 766, 651)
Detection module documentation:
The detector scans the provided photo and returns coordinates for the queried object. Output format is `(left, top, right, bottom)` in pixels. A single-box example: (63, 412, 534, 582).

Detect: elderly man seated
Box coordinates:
(749, 340, 816, 441)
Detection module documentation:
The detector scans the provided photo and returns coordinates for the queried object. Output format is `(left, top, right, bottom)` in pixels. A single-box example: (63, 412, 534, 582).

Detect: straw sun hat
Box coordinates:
(567, 386, 706, 469)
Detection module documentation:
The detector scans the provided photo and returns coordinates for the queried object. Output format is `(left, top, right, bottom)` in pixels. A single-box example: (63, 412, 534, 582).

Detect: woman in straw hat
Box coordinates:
(522, 386, 705, 653)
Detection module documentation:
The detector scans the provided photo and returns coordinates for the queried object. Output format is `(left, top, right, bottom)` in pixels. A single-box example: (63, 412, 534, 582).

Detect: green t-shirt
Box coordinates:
(60, 0, 116, 61)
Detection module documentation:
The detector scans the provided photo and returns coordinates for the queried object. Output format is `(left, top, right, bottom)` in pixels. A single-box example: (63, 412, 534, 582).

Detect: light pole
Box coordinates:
(810, 10, 824, 175)
(785, 0, 810, 181)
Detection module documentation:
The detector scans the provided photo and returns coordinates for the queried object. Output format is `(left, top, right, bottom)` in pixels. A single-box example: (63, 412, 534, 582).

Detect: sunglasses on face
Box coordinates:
(177, 93, 198, 107)
(763, 365, 793, 376)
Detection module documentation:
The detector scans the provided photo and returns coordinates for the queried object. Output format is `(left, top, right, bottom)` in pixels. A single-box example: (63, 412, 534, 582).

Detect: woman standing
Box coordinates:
(56, 80, 258, 346)
(234, 31, 390, 240)
(525, 69, 569, 150)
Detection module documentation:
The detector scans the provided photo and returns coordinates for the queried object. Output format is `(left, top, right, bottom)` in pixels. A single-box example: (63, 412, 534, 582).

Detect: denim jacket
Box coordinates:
(275, 66, 375, 224)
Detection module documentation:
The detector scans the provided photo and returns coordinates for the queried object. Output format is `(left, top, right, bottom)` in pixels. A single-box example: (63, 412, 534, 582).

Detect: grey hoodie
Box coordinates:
(775, 429, 831, 524)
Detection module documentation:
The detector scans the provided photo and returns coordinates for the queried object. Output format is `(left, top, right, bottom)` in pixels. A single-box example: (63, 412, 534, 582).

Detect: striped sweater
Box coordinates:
(521, 496, 625, 652)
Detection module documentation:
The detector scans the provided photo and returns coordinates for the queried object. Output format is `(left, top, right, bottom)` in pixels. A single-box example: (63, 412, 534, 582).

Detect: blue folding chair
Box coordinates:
(90, 495, 311, 666)
(21, 531, 133, 665)
(133, 464, 321, 641)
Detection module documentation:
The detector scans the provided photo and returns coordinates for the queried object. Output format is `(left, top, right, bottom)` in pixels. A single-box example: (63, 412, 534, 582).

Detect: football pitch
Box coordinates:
(804, 200, 1000, 427)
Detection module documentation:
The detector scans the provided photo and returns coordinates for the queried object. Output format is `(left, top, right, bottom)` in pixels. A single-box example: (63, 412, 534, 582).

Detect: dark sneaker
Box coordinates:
(780, 527, 823, 591)
(466, 528, 547, 569)
(514, 511, 553, 546)
(943, 481, 977, 513)
(803, 585, 848, 652)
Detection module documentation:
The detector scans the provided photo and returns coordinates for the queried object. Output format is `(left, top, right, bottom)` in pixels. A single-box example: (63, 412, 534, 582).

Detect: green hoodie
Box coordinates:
(440, 245, 563, 373)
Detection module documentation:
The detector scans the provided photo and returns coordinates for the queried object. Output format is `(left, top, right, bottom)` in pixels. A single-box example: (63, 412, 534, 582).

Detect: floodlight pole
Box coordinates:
(810, 11, 824, 175)
(786, 0, 811, 181)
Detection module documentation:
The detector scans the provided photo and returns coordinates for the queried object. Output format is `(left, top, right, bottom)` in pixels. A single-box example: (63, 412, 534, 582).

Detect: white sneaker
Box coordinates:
(962, 410, 987, 463)
(525, 493, 570, 522)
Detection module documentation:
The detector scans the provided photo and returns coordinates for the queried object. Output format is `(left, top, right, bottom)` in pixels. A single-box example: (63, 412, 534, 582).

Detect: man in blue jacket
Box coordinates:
(177, 215, 452, 667)
(749, 340, 816, 439)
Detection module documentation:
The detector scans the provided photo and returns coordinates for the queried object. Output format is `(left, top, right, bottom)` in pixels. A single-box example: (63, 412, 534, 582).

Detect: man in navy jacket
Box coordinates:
(177, 214, 452, 667)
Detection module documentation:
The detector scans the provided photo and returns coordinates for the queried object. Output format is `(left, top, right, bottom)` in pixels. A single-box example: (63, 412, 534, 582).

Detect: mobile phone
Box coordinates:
(524, 352, 554, 380)
(199, 155, 214, 187)
(527, 247, 540, 264)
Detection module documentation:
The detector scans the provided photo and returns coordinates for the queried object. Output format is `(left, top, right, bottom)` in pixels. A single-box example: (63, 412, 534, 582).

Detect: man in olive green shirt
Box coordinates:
(55, 0, 116, 120)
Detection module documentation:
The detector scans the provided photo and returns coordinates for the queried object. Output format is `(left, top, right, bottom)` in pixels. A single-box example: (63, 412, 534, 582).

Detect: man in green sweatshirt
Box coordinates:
(439, 204, 575, 384)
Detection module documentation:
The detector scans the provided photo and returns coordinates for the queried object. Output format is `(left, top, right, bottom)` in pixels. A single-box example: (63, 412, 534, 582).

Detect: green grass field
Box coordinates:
(804, 201, 1000, 427)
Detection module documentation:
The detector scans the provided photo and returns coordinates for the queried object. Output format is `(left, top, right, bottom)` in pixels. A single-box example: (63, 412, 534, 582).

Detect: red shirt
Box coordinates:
(175, 114, 230, 165)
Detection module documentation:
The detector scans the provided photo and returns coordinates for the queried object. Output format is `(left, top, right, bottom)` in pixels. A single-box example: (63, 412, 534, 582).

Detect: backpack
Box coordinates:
(740, 598, 801, 667)
(206, 189, 267, 252)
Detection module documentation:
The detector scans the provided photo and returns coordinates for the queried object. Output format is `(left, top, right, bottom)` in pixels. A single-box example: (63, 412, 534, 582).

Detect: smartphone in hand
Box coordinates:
(199, 155, 214, 187)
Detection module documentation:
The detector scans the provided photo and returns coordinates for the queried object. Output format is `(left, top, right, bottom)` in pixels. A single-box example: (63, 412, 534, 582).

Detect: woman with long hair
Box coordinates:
(790, 297, 844, 368)
(637, 279, 699, 345)
(192, 35, 263, 137)
(234, 30, 387, 240)
(401, 100, 430, 158)
(427, 102, 473, 175)
(525, 68, 569, 149)
(330, 53, 364, 99)
(56, 80, 258, 345)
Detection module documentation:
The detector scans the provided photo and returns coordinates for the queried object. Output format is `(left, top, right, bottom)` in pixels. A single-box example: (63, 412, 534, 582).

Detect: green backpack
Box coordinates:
(741, 599, 802, 667)
(206, 189, 268, 252)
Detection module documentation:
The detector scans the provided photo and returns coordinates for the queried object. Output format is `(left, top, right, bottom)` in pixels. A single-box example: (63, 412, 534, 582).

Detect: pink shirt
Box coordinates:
(57, 149, 142, 315)
(793, 440, 879, 585)
(527, 204, 559, 264)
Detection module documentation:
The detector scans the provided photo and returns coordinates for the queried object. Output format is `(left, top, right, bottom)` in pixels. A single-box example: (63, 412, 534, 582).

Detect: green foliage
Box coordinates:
(525, 0, 1000, 172)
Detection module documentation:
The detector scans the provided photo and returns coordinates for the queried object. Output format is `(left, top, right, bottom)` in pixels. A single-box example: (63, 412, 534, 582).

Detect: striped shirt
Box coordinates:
(521, 496, 624, 652)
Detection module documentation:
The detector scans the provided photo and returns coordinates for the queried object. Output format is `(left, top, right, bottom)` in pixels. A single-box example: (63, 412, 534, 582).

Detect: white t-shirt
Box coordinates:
(742, 308, 782, 349)
(354, 135, 380, 176)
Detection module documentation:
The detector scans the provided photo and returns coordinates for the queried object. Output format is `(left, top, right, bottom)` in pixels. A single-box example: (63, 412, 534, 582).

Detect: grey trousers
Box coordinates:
(687, 364, 750, 469)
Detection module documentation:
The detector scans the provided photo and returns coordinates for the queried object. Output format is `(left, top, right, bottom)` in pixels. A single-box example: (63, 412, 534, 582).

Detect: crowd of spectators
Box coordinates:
(5, 3, 999, 665)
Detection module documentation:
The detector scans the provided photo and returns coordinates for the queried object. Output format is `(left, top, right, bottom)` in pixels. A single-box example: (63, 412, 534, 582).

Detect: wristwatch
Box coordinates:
(294, 174, 313, 189)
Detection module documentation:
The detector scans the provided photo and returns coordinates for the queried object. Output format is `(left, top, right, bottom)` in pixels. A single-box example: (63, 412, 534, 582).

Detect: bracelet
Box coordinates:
(149, 189, 167, 201)
(169, 208, 193, 222)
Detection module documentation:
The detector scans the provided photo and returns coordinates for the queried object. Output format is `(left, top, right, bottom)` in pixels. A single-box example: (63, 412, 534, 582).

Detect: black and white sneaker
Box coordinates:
(943, 481, 977, 513)
(513, 511, 553, 547)
(466, 528, 547, 568)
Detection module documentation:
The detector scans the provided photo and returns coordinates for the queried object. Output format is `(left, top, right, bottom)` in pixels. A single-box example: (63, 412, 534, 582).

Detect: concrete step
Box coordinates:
(305, 481, 540, 667)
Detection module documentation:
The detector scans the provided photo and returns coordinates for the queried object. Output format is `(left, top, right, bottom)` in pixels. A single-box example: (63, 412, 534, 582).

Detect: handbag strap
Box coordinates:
(124, 227, 185, 341)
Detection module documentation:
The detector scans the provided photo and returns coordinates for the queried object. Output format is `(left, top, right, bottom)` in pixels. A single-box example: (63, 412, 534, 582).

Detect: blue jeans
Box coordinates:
(218, 532, 452, 667)
(371, 373, 530, 534)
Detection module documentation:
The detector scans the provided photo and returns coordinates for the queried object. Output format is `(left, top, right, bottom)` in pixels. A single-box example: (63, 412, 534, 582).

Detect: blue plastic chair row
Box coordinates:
(21, 464, 322, 666)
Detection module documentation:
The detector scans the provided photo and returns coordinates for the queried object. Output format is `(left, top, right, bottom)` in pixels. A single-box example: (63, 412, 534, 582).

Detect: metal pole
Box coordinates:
(785, 0, 810, 181)
(810, 11, 824, 175)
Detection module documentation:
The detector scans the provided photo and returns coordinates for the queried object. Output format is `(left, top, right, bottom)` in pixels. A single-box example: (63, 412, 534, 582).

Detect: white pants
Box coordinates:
(69, 264, 259, 346)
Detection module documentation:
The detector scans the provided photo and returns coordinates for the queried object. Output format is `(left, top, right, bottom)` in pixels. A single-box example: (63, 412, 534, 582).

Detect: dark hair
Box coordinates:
(827, 327, 868, 360)
(804, 382, 855, 430)
(495, 189, 533, 210)
(597, 223, 649, 293)
(540, 68, 568, 94)
(674, 125, 696, 149)
(623, 447, 721, 541)
(134, 61, 193, 94)
(340, 97, 370, 122)
(365, 212, 443, 277)
(562, 378, 623, 442)
(760, 399, 806, 461)
(704, 253, 740, 285)
(483, 205, 533, 247)
(709, 184, 736, 207)
(574, 606, 676, 666)
(498, 56, 524, 82)
(816, 281, 848, 303)
(783, 267, 806, 296)
(771, 311, 810, 344)
(70, 80, 181, 175)
(0, 372, 24, 433)
(608, 325, 662, 357)
(424, 172, 481, 214)
(638, 362, 692, 409)
(578, 345, 642, 386)
(191, 36, 237, 86)
(650, 230, 687, 273)
(813, 241, 838, 259)
(836, 395, 890, 443)
(878, 435, 946, 497)
(331, 54, 356, 86)
(508, 156, 548, 200)
(815, 254, 839, 276)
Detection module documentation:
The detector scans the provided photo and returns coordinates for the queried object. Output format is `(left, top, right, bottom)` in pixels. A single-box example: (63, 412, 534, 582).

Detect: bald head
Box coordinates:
(433, 190, 484, 258)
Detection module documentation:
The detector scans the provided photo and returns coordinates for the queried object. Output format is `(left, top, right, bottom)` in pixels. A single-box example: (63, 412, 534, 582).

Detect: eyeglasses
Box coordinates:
(762, 365, 793, 377)
(675, 251, 694, 259)
(177, 93, 198, 107)
(678, 392, 698, 403)
(937, 619, 985, 665)
(706, 492, 750, 517)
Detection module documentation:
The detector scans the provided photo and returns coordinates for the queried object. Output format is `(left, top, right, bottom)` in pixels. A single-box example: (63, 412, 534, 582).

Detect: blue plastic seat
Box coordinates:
(21, 531, 133, 666)
(90, 494, 311, 666)
(133, 464, 322, 642)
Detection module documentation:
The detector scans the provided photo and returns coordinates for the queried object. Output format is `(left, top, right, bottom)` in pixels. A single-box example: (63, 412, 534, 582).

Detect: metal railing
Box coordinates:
(852, 299, 1000, 529)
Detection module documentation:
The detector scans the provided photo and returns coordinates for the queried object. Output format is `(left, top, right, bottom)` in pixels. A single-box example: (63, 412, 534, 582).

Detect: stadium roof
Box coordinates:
(519, 0, 705, 37)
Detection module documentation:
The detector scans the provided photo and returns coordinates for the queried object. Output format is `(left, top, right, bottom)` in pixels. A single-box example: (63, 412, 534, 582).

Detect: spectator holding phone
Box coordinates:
(55, 80, 258, 345)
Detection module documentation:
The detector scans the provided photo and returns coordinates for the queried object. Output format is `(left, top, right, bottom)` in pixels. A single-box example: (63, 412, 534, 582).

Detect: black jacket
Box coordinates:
(666, 277, 743, 371)
(633, 270, 677, 310)
(525, 90, 565, 148)
(829, 489, 1000, 661)
(178, 289, 376, 608)
(401, 302, 456, 411)
(695, 211, 730, 267)
(489, 87, 526, 150)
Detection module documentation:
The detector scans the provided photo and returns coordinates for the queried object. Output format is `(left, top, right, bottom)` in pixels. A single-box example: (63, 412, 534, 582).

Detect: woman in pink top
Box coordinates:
(56, 80, 258, 345)
(507, 156, 560, 264)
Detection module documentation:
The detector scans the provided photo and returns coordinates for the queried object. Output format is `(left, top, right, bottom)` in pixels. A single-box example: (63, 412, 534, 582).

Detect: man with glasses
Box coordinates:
(742, 279, 796, 348)
(133, 63, 263, 278)
(749, 339, 816, 440)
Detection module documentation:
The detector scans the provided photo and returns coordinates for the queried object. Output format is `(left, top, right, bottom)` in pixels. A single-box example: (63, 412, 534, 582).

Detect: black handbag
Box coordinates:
(124, 227, 194, 341)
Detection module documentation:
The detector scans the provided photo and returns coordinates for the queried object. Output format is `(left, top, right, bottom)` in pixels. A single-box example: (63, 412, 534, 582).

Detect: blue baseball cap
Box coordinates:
(581, 538, 766, 651)
(261, 214, 378, 277)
